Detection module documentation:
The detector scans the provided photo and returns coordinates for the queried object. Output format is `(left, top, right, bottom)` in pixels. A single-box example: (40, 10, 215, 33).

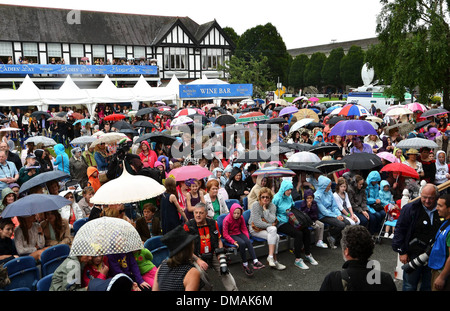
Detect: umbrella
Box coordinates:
(383, 122, 414, 136)
(171, 116, 194, 127)
(385, 107, 413, 116)
(70, 136, 97, 145)
(70, 112, 85, 120)
(342, 153, 382, 170)
(136, 107, 159, 117)
(90, 165, 166, 204)
(73, 118, 94, 126)
(69, 217, 143, 257)
(278, 106, 299, 117)
(273, 99, 290, 106)
(289, 118, 315, 133)
(252, 167, 296, 177)
(19, 170, 70, 194)
(135, 132, 177, 145)
(380, 162, 419, 179)
(338, 104, 371, 117)
(286, 151, 321, 165)
(234, 150, 273, 163)
(304, 122, 325, 130)
(284, 163, 322, 174)
(104, 113, 126, 121)
(90, 132, 128, 148)
(365, 116, 384, 124)
(24, 136, 57, 146)
(293, 109, 319, 122)
(112, 121, 133, 131)
(309, 142, 340, 155)
(329, 107, 343, 115)
(119, 129, 139, 136)
(236, 112, 268, 123)
(132, 120, 156, 129)
(0, 127, 20, 132)
(169, 165, 213, 181)
(420, 108, 449, 118)
(30, 111, 52, 119)
(174, 108, 200, 118)
(215, 114, 236, 126)
(274, 142, 313, 152)
(326, 116, 346, 125)
(404, 103, 428, 113)
(395, 137, 438, 149)
(308, 97, 319, 102)
(292, 96, 308, 103)
(48, 116, 68, 122)
(377, 151, 397, 164)
(1, 194, 71, 218)
(414, 120, 431, 130)
(324, 105, 342, 114)
(313, 160, 346, 174)
(265, 117, 287, 125)
(328, 120, 377, 137)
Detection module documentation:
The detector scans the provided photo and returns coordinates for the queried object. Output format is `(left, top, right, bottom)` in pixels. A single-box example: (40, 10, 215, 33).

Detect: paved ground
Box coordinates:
(209, 236, 403, 291)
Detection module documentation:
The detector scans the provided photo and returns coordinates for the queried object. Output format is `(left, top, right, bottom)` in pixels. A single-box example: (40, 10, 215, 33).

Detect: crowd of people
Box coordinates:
(0, 96, 450, 292)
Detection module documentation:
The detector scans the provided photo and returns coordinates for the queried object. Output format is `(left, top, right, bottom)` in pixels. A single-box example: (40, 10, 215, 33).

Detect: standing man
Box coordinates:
(392, 183, 444, 291)
(183, 202, 238, 291)
(428, 194, 450, 291)
(0, 150, 19, 192)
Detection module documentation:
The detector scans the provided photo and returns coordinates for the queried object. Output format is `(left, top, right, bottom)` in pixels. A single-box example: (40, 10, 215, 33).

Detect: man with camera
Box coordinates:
(428, 194, 450, 291)
(392, 183, 444, 291)
(183, 202, 238, 291)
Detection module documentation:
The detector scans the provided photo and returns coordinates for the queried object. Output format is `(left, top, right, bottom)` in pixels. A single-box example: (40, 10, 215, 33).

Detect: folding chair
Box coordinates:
(3, 256, 40, 290)
(37, 273, 54, 291)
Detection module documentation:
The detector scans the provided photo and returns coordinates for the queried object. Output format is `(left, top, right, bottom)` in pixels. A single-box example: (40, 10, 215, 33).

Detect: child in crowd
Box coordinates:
(298, 189, 328, 248)
(82, 255, 109, 287)
(107, 251, 152, 291)
(379, 180, 400, 238)
(87, 166, 101, 192)
(0, 218, 18, 265)
(222, 203, 265, 276)
(133, 248, 158, 288)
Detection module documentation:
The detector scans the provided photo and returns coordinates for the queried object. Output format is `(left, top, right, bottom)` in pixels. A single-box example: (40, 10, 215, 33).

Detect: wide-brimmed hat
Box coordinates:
(161, 225, 197, 257)
(406, 148, 419, 155)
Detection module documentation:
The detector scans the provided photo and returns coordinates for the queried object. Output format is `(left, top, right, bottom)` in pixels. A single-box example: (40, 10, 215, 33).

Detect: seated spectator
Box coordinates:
(135, 203, 161, 242)
(40, 210, 73, 247)
(0, 218, 19, 265)
(14, 215, 49, 260)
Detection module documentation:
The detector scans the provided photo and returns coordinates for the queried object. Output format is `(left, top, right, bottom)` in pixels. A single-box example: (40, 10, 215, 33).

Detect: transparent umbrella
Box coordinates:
(69, 217, 143, 256)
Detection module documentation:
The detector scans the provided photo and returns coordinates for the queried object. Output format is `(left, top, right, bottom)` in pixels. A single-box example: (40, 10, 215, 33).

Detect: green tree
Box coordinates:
(235, 23, 292, 84)
(218, 53, 275, 98)
(321, 47, 344, 90)
(288, 54, 309, 91)
(222, 27, 239, 50)
(340, 45, 365, 88)
(366, 0, 450, 107)
(304, 52, 326, 88)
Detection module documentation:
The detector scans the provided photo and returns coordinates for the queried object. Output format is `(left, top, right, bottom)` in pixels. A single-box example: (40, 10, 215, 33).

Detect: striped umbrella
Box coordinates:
(236, 111, 268, 123)
(338, 104, 370, 117)
(175, 108, 200, 117)
(170, 116, 193, 127)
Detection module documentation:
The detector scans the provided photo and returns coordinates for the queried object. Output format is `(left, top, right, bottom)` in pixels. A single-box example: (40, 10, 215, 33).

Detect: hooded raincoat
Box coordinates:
(53, 143, 69, 174)
(273, 179, 295, 225)
(314, 176, 341, 219)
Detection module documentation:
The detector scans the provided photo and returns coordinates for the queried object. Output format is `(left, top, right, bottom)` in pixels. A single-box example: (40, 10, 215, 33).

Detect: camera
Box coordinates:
(401, 243, 433, 273)
(215, 247, 236, 275)
(106, 138, 132, 180)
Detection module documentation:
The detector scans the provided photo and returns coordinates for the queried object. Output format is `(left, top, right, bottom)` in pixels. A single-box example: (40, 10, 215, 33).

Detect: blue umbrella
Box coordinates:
(325, 106, 342, 114)
(19, 170, 70, 195)
(73, 118, 95, 126)
(1, 194, 71, 218)
(328, 120, 377, 137)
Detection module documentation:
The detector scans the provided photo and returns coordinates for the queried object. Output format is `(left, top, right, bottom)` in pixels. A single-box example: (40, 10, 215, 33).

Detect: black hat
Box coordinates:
(88, 273, 133, 291)
(161, 225, 197, 257)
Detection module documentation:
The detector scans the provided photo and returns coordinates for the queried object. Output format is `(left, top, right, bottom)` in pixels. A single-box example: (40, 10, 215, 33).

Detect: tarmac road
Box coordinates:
(209, 236, 403, 292)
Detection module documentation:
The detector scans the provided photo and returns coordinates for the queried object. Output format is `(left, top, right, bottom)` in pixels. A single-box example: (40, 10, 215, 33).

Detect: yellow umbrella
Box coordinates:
(293, 108, 319, 122)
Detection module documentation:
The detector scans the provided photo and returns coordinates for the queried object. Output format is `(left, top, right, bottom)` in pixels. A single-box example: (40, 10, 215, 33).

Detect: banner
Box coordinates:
(179, 84, 253, 99)
(0, 64, 158, 75)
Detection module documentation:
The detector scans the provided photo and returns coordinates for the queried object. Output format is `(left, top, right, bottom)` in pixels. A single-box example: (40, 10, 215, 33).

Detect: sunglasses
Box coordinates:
(260, 196, 270, 200)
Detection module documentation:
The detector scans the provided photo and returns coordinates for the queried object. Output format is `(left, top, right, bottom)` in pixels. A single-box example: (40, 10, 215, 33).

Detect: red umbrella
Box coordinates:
(380, 162, 419, 179)
(168, 165, 212, 181)
(70, 112, 84, 120)
(104, 113, 126, 121)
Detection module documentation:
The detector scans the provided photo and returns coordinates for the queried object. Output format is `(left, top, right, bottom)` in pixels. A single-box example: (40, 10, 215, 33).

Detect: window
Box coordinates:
(113, 45, 126, 58)
(22, 42, 38, 63)
(92, 45, 105, 58)
(134, 46, 145, 59)
(0, 42, 12, 64)
(70, 44, 84, 57)
(164, 47, 187, 70)
(202, 49, 223, 70)
(47, 43, 63, 64)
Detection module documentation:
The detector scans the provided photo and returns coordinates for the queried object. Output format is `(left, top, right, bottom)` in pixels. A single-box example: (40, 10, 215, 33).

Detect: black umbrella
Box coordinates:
(342, 152, 382, 170)
(119, 128, 139, 136)
(135, 132, 177, 145)
(136, 107, 159, 117)
(215, 114, 236, 126)
(234, 150, 273, 163)
(19, 170, 70, 194)
(160, 110, 175, 117)
(313, 160, 346, 174)
(30, 111, 52, 119)
(112, 120, 133, 130)
(269, 142, 313, 152)
(304, 122, 325, 130)
(414, 120, 431, 131)
(420, 108, 449, 118)
(327, 116, 346, 125)
(265, 117, 287, 125)
(309, 142, 340, 155)
(133, 121, 156, 129)
(284, 163, 322, 174)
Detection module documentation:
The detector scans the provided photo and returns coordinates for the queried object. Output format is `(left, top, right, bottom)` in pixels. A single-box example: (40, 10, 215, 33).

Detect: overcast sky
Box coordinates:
(0, 0, 384, 50)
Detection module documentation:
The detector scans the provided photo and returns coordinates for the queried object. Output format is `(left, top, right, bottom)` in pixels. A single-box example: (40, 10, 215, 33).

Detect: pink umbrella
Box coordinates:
(169, 165, 212, 181)
(404, 102, 427, 112)
(377, 152, 397, 164)
(308, 97, 320, 102)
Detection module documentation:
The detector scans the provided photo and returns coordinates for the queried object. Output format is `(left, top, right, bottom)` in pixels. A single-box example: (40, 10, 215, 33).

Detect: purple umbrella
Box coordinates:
(328, 120, 377, 137)
(278, 106, 299, 117)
